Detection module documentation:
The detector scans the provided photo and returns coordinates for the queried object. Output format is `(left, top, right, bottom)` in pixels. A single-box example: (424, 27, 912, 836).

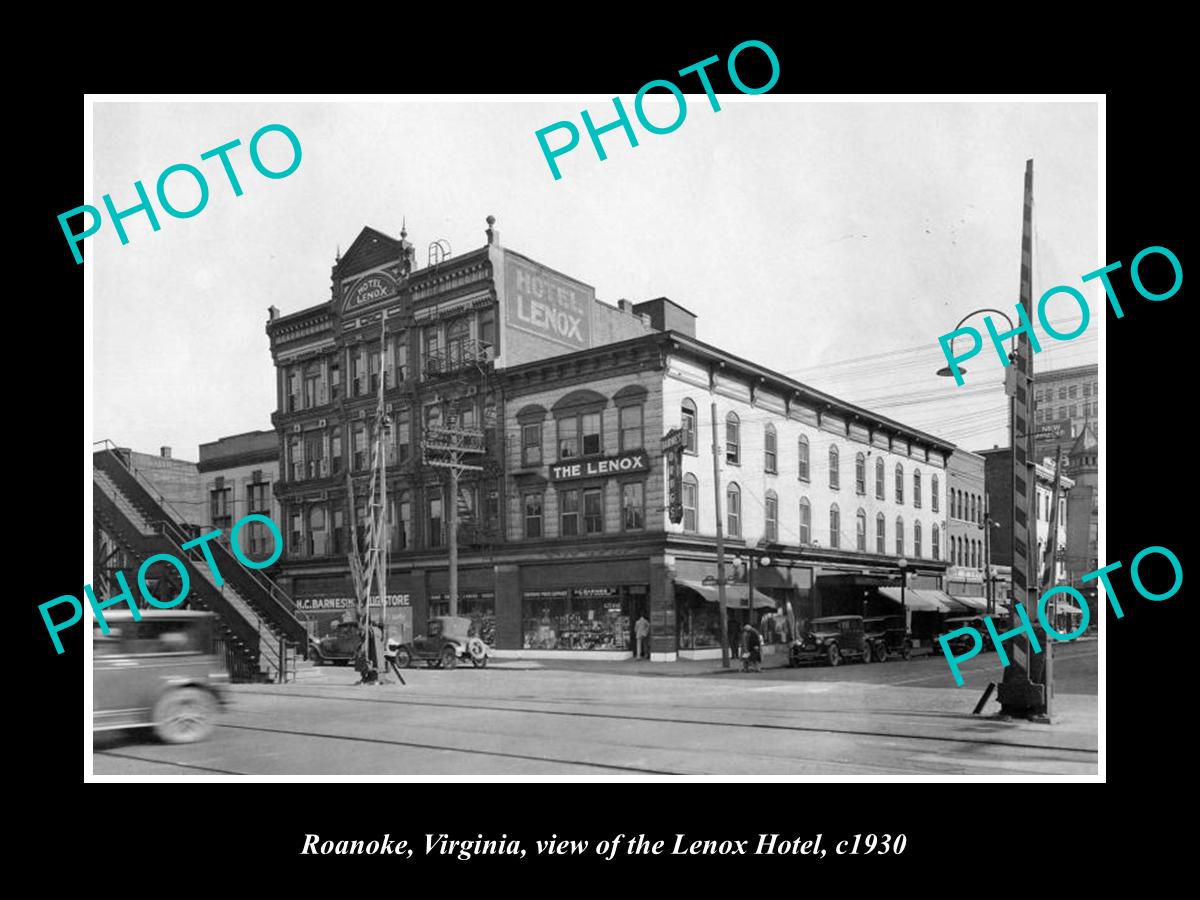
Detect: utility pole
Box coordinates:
(983, 491, 993, 616)
(423, 420, 485, 618)
(1039, 444, 1065, 718)
(711, 402, 729, 669)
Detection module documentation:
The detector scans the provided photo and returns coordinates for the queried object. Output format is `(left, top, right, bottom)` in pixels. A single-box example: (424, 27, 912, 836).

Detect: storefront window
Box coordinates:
(677, 594, 724, 650)
(521, 587, 640, 651)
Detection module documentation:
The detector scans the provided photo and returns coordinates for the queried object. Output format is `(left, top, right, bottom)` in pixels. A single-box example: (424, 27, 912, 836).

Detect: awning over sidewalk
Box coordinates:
(676, 579, 777, 610)
(951, 595, 989, 613)
(1044, 598, 1084, 614)
(877, 587, 959, 612)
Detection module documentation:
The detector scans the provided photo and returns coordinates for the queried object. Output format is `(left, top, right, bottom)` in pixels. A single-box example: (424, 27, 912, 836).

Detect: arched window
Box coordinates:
(856, 508, 867, 551)
(829, 503, 841, 549)
(914, 520, 923, 557)
(726, 482, 741, 538)
(855, 452, 866, 494)
(875, 456, 885, 499)
(913, 469, 922, 508)
(932, 524, 941, 560)
(969, 494, 976, 523)
(725, 412, 740, 465)
(932, 474, 940, 512)
(969, 540, 977, 568)
(895, 463, 904, 504)
(764, 424, 777, 473)
(682, 473, 699, 532)
(798, 497, 811, 545)
(680, 399, 697, 454)
(798, 435, 810, 481)
(875, 512, 886, 553)
(765, 489, 779, 542)
(895, 517, 905, 555)
(829, 445, 840, 490)
(953, 489, 960, 520)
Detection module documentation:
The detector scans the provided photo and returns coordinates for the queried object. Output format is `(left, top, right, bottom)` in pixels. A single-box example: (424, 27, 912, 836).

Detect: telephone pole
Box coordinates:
(422, 422, 485, 617)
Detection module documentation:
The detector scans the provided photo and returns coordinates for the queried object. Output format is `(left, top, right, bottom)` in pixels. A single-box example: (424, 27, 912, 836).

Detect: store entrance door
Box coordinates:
(630, 590, 650, 658)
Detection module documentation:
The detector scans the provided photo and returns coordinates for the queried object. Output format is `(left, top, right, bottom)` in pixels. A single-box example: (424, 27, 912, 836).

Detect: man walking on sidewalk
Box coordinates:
(635, 614, 650, 659)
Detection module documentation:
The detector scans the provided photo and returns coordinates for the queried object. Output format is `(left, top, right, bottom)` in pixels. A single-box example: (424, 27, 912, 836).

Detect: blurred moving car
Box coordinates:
(937, 616, 995, 655)
(788, 615, 869, 667)
(389, 615, 489, 670)
(93, 610, 228, 744)
(863, 615, 912, 662)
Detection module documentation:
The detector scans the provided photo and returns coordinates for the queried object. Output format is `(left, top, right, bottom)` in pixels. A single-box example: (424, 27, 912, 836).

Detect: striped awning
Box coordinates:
(877, 587, 959, 613)
(676, 579, 777, 610)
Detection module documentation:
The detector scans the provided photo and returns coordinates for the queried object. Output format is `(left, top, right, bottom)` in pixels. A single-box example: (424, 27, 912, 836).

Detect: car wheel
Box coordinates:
(441, 646, 458, 670)
(861, 642, 872, 664)
(876, 643, 888, 663)
(788, 651, 798, 668)
(152, 687, 218, 744)
(901, 645, 911, 661)
(310, 652, 324, 667)
(472, 653, 488, 668)
(827, 643, 841, 667)
(394, 647, 412, 669)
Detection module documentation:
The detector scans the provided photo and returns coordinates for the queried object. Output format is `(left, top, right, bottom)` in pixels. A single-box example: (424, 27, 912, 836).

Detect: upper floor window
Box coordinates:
(875, 456, 885, 499)
(289, 436, 303, 481)
(875, 512, 885, 554)
(352, 424, 367, 471)
(622, 482, 645, 531)
(932, 524, 941, 561)
(764, 490, 778, 542)
(895, 463, 904, 504)
(829, 445, 840, 490)
(211, 488, 231, 529)
(829, 503, 841, 549)
(558, 412, 603, 460)
(583, 487, 604, 534)
(681, 400, 698, 454)
(855, 452, 866, 495)
(446, 317, 470, 369)
(286, 371, 299, 412)
(369, 350, 381, 394)
(619, 405, 644, 452)
(913, 469, 922, 508)
(895, 517, 904, 555)
(394, 335, 409, 383)
(395, 408, 411, 465)
(931, 474, 939, 512)
(524, 492, 543, 539)
(725, 413, 740, 465)
(330, 362, 342, 401)
(522, 423, 543, 466)
(247, 482, 270, 515)
(350, 352, 364, 396)
(303, 365, 322, 409)
(560, 488, 580, 537)
(798, 497, 811, 545)
(764, 424, 777, 474)
(914, 520, 923, 558)
(428, 492, 444, 549)
(798, 435, 810, 482)
(682, 474, 699, 532)
(331, 429, 343, 475)
(726, 482, 742, 538)
(856, 508, 867, 551)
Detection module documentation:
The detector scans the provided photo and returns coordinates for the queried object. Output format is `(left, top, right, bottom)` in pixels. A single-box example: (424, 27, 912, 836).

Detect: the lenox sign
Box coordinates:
(345, 272, 398, 309)
(550, 450, 649, 481)
(505, 255, 592, 350)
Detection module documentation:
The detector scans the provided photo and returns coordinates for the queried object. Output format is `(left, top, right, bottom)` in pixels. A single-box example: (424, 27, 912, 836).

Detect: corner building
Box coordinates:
(267, 219, 956, 660)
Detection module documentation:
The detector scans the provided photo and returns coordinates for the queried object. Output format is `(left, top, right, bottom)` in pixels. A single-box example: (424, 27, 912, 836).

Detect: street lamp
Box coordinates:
(935, 308, 1018, 379)
(896, 556, 909, 632)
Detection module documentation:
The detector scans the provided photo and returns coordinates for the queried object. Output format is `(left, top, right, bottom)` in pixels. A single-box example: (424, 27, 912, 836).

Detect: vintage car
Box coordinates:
(388, 615, 490, 670)
(309, 620, 364, 666)
(788, 615, 869, 667)
(93, 610, 228, 744)
(937, 616, 995, 655)
(863, 615, 912, 662)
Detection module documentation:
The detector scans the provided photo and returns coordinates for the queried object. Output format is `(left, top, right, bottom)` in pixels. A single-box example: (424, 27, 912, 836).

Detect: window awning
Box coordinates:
(950, 595, 989, 613)
(676, 579, 777, 610)
(877, 587, 959, 612)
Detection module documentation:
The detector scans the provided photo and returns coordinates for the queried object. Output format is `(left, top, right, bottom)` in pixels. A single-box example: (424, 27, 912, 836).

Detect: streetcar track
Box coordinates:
(94, 750, 245, 775)
(233, 689, 1098, 755)
(216, 722, 678, 774)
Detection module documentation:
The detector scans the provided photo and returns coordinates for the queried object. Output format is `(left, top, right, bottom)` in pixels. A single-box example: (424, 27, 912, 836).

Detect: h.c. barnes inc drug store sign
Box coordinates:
(549, 450, 649, 481)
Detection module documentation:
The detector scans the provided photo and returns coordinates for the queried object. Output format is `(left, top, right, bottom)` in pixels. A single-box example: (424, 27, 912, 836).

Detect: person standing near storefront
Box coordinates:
(635, 614, 650, 659)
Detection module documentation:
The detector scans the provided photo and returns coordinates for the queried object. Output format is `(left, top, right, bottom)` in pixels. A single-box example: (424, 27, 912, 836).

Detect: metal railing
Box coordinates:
(423, 339, 493, 377)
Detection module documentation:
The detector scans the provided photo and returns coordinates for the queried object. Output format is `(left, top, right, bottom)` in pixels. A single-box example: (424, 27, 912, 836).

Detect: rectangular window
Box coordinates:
(330, 363, 342, 401)
(289, 508, 303, 557)
(560, 489, 579, 537)
(764, 494, 778, 542)
(522, 423, 543, 466)
(581, 412, 602, 455)
(558, 415, 578, 459)
(622, 482, 645, 531)
(727, 490, 741, 538)
(396, 408, 411, 464)
(1058, 387, 1067, 400)
(305, 434, 324, 479)
(247, 482, 270, 514)
(876, 517, 885, 554)
(290, 437, 303, 481)
(350, 354, 363, 396)
(1069, 404, 1077, 418)
(396, 337, 409, 382)
(353, 426, 367, 471)
(428, 493, 443, 548)
(798, 503, 810, 545)
(211, 488, 231, 529)
(1068, 385, 1078, 399)
(479, 308, 497, 355)
(619, 405, 644, 452)
(524, 493, 543, 539)
(764, 430, 777, 474)
(583, 488, 604, 534)
(287, 371, 298, 412)
(304, 371, 320, 408)
(682, 406, 697, 453)
(1083, 383, 1091, 398)
(682, 479, 697, 532)
(830, 508, 840, 549)
(424, 327, 440, 376)
(726, 420, 740, 465)
(798, 440, 810, 482)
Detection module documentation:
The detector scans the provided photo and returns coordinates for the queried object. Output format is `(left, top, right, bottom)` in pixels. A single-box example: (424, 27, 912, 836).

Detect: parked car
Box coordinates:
(863, 615, 912, 662)
(93, 610, 228, 744)
(788, 615, 868, 667)
(937, 616, 994, 655)
(389, 615, 490, 670)
(309, 620, 364, 666)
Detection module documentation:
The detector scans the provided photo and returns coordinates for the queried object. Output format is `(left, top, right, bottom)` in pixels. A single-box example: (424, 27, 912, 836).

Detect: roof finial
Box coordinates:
(335, 244, 340, 262)
(401, 217, 408, 241)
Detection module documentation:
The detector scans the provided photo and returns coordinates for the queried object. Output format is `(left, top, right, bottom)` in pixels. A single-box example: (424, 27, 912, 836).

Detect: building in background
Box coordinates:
(197, 430, 282, 565)
(1063, 421, 1099, 612)
(1033, 363, 1098, 461)
(945, 449, 988, 608)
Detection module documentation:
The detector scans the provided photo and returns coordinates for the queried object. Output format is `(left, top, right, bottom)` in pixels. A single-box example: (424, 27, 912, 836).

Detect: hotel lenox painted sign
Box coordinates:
(504, 253, 593, 350)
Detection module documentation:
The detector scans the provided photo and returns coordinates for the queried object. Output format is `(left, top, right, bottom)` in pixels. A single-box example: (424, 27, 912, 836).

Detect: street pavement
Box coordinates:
(92, 641, 1098, 777)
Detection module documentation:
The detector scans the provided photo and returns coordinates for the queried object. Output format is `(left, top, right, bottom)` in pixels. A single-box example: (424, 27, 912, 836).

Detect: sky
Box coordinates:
(91, 98, 1099, 460)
